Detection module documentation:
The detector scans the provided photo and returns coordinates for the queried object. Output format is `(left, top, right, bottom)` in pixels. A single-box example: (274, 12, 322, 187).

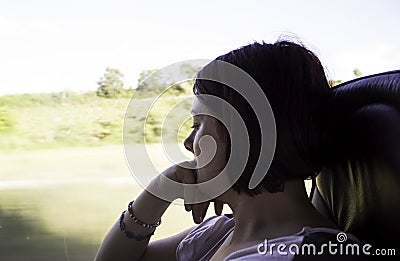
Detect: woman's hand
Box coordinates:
(161, 161, 225, 224)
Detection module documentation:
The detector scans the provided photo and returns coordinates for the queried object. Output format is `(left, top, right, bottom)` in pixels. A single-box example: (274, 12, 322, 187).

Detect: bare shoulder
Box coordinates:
(139, 226, 194, 261)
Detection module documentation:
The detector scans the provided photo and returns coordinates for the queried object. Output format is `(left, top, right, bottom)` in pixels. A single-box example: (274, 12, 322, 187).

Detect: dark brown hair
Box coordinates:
(194, 40, 333, 195)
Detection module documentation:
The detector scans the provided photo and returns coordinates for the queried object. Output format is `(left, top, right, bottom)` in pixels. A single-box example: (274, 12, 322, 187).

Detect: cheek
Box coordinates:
(193, 122, 228, 161)
(195, 134, 228, 183)
(192, 131, 202, 157)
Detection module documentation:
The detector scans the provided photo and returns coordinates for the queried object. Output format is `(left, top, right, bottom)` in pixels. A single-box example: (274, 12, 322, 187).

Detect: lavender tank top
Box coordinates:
(176, 214, 362, 260)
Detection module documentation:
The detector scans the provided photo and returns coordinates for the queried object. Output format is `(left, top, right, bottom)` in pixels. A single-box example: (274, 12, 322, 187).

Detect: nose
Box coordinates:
(184, 132, 194, 153)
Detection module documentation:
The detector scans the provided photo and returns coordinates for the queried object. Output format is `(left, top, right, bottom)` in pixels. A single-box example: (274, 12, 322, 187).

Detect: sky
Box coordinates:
(0, 0, 399, 95)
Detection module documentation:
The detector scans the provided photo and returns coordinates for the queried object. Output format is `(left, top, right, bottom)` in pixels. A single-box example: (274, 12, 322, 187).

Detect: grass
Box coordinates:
(0, 145, 221, 260)
(0, 90, 194, 151)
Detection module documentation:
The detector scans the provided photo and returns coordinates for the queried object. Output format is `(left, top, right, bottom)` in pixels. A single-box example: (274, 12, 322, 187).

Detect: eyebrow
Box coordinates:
(191, 109, 204, 116)
(191, 110, 204, 118)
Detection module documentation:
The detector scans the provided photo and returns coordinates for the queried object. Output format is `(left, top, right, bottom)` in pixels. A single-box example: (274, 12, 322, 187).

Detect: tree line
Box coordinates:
(96, 63, 201, 98)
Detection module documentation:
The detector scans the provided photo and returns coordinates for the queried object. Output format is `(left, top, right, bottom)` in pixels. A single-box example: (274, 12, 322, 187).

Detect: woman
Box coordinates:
(95, 40, 362, 260)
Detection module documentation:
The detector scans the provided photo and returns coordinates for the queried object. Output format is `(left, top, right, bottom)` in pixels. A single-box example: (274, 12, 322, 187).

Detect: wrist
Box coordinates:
(126, 186, 171, 229)
(127, 200, 161, 229)
(147, 172, 183, 202)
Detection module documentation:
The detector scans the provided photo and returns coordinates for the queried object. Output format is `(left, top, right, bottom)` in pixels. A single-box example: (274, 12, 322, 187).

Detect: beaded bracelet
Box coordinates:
(119, 211, 154, 241)
(127, 200, 162, 229)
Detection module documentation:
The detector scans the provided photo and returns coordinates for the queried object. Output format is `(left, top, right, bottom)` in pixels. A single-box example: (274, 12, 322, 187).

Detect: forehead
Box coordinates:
(191, 97, 212, 116)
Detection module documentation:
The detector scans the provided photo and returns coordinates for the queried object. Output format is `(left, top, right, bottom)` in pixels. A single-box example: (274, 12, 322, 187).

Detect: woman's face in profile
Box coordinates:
(184, 97, 228, 183)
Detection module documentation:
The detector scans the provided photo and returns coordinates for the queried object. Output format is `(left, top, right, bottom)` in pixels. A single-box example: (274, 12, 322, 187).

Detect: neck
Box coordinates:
(222, 180, 336, 246)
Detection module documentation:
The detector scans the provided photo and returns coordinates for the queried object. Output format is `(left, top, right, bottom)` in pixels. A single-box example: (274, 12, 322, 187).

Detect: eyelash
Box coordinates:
(191, 123, 200, 131)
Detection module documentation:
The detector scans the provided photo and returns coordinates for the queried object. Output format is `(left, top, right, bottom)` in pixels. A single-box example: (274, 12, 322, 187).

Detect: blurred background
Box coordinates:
(0, 0, 399, 260)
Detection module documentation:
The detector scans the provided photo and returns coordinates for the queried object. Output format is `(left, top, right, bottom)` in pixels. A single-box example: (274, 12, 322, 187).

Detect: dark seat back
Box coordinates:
(311, 71, 400, 249)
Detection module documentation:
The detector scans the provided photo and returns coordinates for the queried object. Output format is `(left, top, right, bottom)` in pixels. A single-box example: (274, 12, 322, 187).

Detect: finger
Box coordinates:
(214, 200, 223, 216)
(191, 203, 203, 224)
(191, 201, 209, 224)
(191, 207, 199, 224)
(202, 202, 209, 220)
(184, 204, 192, 212)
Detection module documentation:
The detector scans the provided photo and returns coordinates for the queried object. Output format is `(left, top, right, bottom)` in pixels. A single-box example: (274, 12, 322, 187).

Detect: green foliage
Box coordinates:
(119, 88, 135, 98)
(328, 79, 343, 87)
(135, 69, 165, 98)
(0, 107, 16, 133)
(144, 113, 162, 143)
(96, 68, 125, 98)
(91, 119, 122, 142)
(353, 68, 363, 77)
(0, 91, 194, 151)
(0, 91, 98, 108)
(134, 63, 200, 98)
(0, 62, 200, 151)
(163, 83, 191, 96)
